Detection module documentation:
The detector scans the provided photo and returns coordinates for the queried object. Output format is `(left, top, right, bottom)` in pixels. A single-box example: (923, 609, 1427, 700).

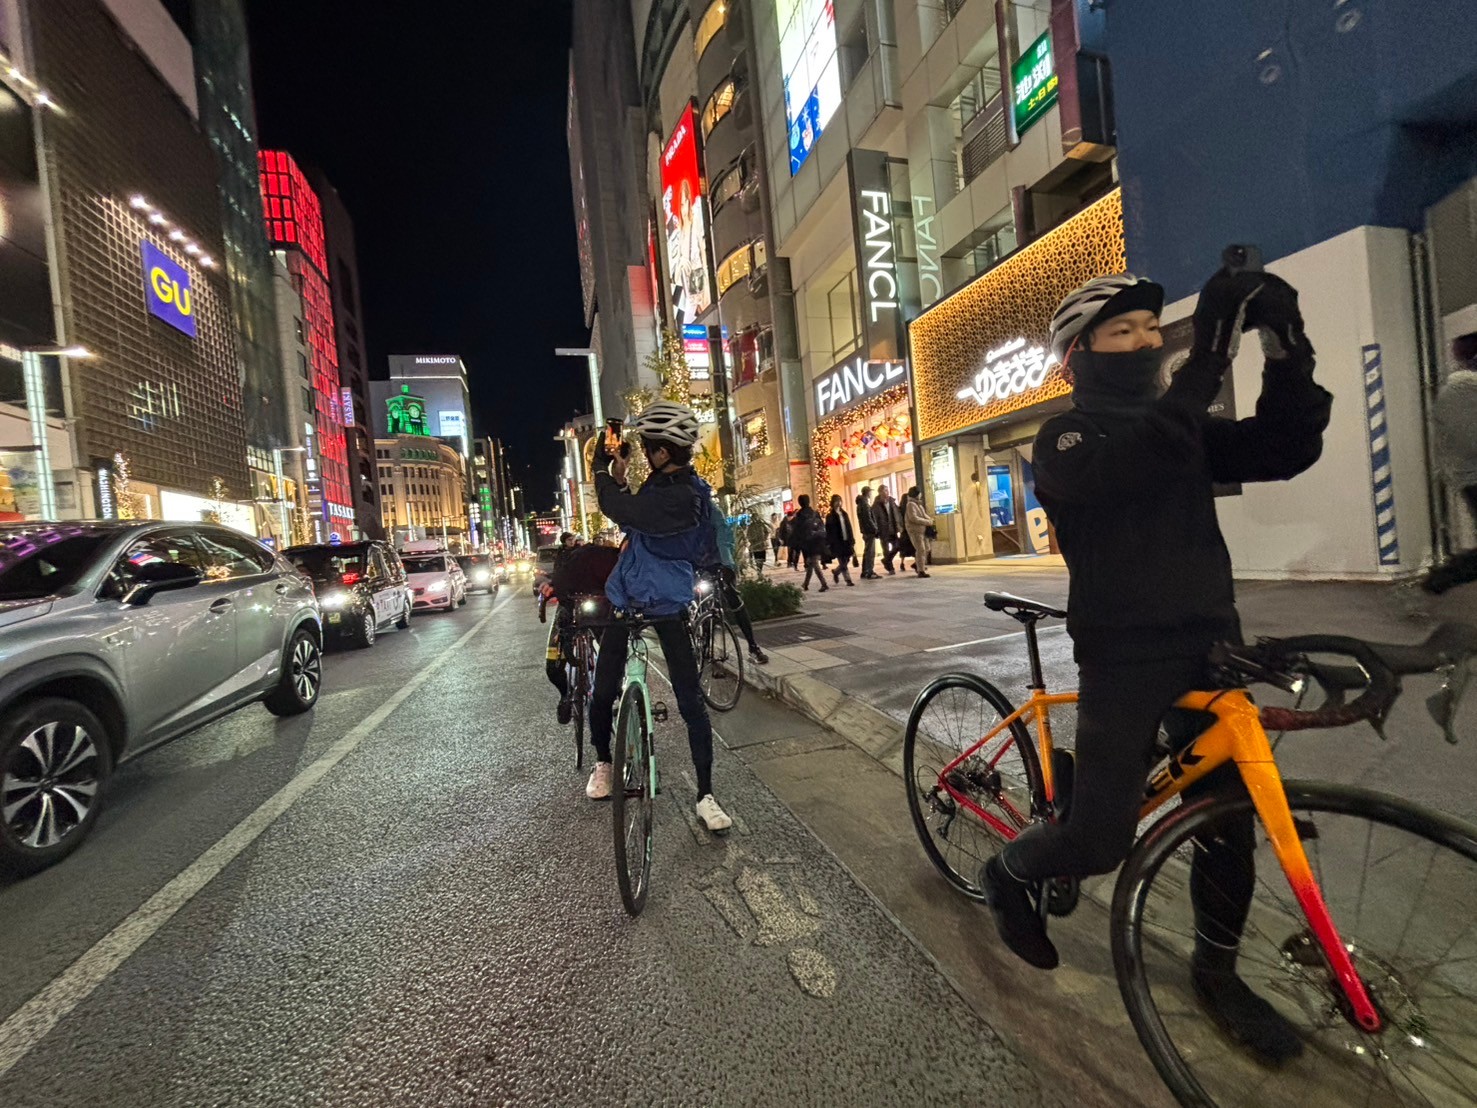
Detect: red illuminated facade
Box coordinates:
(258, 150, 354, 538)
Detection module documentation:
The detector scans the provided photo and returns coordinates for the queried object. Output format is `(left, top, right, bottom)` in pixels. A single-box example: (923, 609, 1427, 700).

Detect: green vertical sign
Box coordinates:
(1012, 31, 1058, 138)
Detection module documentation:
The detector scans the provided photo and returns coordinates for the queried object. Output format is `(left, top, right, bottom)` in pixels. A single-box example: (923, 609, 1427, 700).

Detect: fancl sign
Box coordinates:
(912, 194, 943, 307)
(141, 241, 196, 338)
(814, 357, 906, 419)
(956, 337, 1049, 406)
(849, 150, 903, 360)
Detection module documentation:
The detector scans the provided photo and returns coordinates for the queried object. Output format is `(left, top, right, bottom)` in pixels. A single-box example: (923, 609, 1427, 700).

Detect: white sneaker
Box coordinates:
(586, 762, 613, 800)
(695, 794, 732, 833)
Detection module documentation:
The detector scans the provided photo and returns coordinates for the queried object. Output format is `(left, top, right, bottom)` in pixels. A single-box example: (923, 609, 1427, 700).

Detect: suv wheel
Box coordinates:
(395, 595, 412, 629)
(265, 627, 322, 716)
(354, 610, 377, 649)
(0, 698, 113, 876)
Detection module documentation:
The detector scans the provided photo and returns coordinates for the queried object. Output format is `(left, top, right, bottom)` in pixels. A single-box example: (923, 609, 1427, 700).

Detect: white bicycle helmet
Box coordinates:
(628, 400, 701, 448)
(1047, 273, 1165, 366)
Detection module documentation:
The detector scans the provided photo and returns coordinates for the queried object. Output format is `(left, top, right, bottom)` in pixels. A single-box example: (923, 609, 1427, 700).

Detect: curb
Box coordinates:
(743, 654, 908, 779)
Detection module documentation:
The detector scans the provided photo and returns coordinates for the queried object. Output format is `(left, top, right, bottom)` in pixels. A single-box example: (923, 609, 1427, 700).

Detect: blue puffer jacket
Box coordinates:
(598, 466, 719, 617)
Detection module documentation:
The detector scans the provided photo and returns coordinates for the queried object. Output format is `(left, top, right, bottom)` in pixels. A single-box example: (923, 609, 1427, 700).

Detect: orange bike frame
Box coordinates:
(935, 685, 1382, 1032)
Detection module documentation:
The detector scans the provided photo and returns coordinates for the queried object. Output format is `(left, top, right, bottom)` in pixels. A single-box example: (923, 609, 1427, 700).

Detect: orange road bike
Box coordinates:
(905, 592, 1477, 1108)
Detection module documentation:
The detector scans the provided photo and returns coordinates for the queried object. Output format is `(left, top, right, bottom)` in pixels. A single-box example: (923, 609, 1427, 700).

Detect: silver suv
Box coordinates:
(0, 521, 321, 876)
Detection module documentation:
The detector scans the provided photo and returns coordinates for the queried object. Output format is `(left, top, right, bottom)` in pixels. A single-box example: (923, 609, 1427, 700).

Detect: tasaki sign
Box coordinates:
(814, 356, 906, 419)
(140, 241, 196, 338)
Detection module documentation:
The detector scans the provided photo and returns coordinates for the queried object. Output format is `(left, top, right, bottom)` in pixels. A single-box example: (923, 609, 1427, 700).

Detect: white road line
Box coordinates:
(923, 624, 1066, 653)
(0, 596, 508, 1078)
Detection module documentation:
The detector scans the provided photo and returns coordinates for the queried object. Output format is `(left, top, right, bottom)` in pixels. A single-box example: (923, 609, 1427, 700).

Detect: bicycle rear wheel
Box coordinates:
(568, 651, 586, 771)
(612, 681, 654, 916)
(904, 673, 1044, 900)
(697, 612, 744, 713)
(1113, 780, 1477, 1108)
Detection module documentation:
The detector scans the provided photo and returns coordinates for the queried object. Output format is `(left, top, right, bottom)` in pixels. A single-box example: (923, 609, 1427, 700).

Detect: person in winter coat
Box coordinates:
(856, 486, 881, 579)
(903, 485, 933, 577)
(779, 509, 801, 571)
(871, 486, 904, 574)
(826, 494, 857, 586)
(977, 265, 1330, 1070)
(589, 400, 734, 833)
(745, 514, 771, 578)
(1423, 332, 1477, 595)
(790, 494, 830, 592)
(769, 513, 784, 566)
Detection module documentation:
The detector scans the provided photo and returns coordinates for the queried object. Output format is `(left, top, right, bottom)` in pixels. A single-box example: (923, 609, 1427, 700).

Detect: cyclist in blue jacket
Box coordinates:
(588, 401, 732, 832)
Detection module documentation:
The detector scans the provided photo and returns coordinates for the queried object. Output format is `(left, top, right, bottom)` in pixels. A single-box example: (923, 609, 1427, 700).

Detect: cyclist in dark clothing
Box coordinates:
(543, 541, 620, 722)
(980, 264, 1332, 1066)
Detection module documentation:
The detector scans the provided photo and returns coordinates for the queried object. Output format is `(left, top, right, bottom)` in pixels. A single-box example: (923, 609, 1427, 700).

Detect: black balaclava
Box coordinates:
(1068, 346, 1166, 417)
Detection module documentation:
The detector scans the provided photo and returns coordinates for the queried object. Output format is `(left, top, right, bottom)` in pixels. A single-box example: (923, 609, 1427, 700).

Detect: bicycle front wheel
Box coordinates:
(611, 681, 654, 916)
(697, 613, 744, 713)
(903, 673, 1044, 900)
(1113, 780, 1477, 1108)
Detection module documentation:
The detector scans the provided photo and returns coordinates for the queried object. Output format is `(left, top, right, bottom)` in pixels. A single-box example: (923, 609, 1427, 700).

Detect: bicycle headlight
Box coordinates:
(582, 599, 598, 614)
(695, 579, 713, 596)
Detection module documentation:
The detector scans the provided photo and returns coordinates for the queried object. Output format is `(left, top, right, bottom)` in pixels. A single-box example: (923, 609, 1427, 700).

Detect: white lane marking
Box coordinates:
(922, 624, 1066, 653)
(0, 595, 509, 1078)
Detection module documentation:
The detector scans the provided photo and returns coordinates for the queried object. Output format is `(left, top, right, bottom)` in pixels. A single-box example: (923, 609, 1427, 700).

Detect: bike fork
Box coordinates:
(1239, 761, 1383, 1033)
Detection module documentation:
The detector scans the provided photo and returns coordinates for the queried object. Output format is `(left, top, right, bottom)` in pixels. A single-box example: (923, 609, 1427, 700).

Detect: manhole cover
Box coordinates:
(756, 621, 857, 647)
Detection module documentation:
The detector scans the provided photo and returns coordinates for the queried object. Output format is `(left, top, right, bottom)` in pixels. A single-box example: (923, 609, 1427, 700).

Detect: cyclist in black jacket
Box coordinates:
(980, 264, 1332, 1066)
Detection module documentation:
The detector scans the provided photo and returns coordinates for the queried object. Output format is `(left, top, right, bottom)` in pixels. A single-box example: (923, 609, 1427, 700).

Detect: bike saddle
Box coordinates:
(983, 592, 1067, 620)
(1363, 622, 1477, 676)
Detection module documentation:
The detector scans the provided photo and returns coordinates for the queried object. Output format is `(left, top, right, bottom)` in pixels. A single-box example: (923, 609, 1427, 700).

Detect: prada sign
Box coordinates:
(814, 356, 906, 419)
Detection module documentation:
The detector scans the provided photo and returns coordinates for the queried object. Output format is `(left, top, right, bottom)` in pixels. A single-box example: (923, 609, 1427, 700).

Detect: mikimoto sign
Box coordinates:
(814, 356, 906, 419)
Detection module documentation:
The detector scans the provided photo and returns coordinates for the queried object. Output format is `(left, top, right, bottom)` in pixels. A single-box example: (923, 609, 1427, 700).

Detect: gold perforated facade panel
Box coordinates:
(909, 190, 1126, 444)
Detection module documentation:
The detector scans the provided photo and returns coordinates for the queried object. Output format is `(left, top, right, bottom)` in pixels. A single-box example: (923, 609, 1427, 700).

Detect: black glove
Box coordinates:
(1192, 269, 1264, 360)
(1243, 273, 1312, 362)
(590, 445, 614, 474)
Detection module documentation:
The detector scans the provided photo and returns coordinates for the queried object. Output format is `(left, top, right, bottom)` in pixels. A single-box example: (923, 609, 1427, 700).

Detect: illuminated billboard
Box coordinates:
(660, 104, 712, 324)
(776, 0, 840, 175)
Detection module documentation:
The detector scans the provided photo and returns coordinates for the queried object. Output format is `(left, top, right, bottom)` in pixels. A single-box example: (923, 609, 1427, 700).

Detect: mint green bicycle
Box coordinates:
(611, 615, 668, 916)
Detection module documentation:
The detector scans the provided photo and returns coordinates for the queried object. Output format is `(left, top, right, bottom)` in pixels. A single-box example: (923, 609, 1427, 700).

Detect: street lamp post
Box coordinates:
(1, 344, 91, 520)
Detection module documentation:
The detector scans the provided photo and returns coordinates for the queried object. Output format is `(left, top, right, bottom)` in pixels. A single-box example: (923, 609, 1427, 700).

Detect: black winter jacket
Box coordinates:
(856, 495, 878, 537)
(1033, 349, 1331, 663)
(826, 509, 856, 560)
(790, 506, 829, 554)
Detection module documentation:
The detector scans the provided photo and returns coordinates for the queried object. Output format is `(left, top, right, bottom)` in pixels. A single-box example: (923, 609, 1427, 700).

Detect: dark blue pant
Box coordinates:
(590, 619, 714, 796)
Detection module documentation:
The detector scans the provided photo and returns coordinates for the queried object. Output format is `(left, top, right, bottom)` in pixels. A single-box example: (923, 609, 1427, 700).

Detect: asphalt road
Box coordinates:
(0, 584, 1060, 1108)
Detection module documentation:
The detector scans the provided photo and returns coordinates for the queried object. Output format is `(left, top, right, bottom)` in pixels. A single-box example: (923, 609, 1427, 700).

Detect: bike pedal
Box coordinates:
(652, 701, 669, 723)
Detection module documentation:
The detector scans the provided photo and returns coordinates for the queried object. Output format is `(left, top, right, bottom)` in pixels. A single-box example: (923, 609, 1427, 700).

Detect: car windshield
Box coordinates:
(0, 529, 111, 601)
(286, 548, 368, 583)
(402, 556, 446, 575)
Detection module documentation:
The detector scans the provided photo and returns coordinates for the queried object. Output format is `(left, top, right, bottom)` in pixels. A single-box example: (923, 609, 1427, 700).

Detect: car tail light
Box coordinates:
(341, 571, 362, 586)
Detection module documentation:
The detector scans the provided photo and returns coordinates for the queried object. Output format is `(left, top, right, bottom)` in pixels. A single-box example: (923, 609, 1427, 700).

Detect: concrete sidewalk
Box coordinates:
(746, 559, 1477, 825)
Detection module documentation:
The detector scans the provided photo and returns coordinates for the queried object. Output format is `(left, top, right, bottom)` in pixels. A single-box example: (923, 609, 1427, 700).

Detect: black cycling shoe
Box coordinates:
(980, 855, 1059, 970)
(749, 646, 770, 665)
(1191, 961, 1304, 1065)
(556, 698, 573, 725)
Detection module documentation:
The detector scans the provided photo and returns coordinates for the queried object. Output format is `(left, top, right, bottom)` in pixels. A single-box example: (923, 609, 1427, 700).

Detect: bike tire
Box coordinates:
(903, 673, 1044, 901)
(612, 681, 654, 917)
(1112, 779, 1477, 1108)
(698, 612, 744, 713)
(569, 655, 585, 772)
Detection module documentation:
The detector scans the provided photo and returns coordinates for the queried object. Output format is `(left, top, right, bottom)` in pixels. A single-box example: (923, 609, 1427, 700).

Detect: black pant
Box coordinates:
(545, 611, 570, 699)
(831, 548, 854, 584)
(861, 534, 877, 576)
(1427, 485, 1477, 593)
(590, 619, 715, 797)
(751, 548, 767, 575)
(1004, 656, 1255, 955)
(716, 566, 759, 650)
(880, 534, 900, 571)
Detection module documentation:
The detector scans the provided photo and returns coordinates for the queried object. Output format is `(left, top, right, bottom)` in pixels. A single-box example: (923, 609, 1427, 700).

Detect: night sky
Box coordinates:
(238, 1, 586, 510)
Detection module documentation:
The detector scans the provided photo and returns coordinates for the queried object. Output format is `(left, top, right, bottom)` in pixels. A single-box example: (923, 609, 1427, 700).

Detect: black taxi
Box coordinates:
(284, 540, 412, 648)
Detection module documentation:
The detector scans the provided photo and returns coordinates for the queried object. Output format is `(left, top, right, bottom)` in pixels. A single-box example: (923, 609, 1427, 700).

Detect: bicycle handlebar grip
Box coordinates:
(1257, 634, 1399, 732)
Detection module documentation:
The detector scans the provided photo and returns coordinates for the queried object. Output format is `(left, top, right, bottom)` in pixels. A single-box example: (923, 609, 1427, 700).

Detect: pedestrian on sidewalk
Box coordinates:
(776, 509, 798, 571)
(977, 265, 1330, 1068)
(1423, 332, 1477, 595)
(856, 486, 880, 578)
(871, 486, 903, 575)
(826, 494, 857, 586)
(769, 512, 784, 567)
(791, 494, 831, 592)
(746, 513, 771, 578)
(903, 485, 934, 577)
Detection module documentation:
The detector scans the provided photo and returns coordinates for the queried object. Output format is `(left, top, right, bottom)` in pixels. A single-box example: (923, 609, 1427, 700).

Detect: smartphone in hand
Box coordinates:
(604, 418, 623, 455)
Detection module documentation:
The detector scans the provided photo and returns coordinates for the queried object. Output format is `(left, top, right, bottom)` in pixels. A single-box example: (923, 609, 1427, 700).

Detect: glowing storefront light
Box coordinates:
(955, 338, 1049, 406)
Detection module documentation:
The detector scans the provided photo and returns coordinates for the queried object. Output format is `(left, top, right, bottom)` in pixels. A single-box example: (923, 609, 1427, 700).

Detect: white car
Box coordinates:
(401, 551, 466, 612)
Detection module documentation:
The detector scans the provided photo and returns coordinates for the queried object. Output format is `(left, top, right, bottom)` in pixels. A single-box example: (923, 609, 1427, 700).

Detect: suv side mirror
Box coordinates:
(122, 561, 203, 606)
